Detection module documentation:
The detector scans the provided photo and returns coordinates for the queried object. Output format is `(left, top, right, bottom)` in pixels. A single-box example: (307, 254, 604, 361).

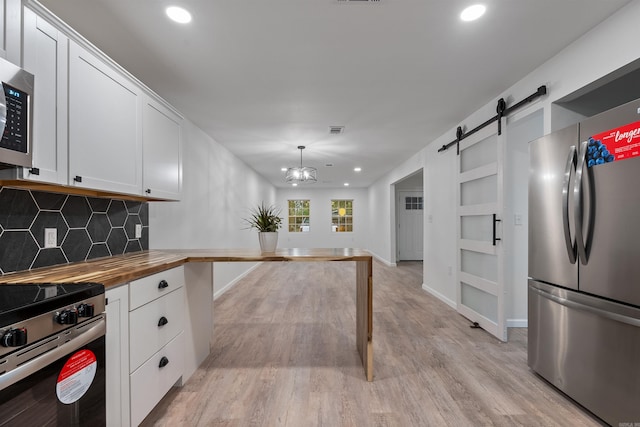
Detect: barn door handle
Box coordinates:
(492, 214, 501, 246)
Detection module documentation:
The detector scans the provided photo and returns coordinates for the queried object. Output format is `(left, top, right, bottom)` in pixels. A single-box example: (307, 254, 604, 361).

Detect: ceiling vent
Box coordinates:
(329, 126, 345, 135)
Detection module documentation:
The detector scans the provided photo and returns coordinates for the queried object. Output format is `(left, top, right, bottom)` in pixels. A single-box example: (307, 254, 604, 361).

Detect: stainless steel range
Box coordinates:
(0, 282, 106, 426)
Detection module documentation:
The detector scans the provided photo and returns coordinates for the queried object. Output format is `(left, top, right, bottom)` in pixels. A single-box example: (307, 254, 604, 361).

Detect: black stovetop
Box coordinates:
(0, 283, 104, 327)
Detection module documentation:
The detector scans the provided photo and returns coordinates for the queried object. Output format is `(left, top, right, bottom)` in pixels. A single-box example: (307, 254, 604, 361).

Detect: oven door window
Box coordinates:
(0, 337, 105, 427)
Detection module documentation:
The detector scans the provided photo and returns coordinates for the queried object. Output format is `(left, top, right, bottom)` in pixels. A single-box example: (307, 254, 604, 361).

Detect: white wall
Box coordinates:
(149, 119, 276, 296)
(367, 153, 425, 264)
(368, 0, 640, 323)
(504, 109, 544, 326)
(275, 187, 369, 249)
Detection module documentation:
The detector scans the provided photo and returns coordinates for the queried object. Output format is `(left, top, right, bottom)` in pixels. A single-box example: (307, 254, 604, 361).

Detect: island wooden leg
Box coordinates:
(356, 258, 373, 381)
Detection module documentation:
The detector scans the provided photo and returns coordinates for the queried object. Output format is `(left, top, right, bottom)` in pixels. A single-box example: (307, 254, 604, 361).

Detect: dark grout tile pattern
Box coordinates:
(0, 186, 149, 274)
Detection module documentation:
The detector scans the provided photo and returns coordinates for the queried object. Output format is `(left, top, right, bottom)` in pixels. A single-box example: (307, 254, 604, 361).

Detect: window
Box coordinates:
(405, 196, 423, 210)
(288, 200, 310, 232)
(331, 199, 353, 232)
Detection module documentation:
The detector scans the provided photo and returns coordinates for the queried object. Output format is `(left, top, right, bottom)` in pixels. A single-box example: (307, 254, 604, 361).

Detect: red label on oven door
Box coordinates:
(56, 349, 97, 405)
(587, 120, 640, 167)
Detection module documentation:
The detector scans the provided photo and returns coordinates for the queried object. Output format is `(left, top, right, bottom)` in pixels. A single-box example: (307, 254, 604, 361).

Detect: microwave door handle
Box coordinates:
(562, 145, 577, 264)
(0, 83, 6, 138)
(574, 140, 589, 265)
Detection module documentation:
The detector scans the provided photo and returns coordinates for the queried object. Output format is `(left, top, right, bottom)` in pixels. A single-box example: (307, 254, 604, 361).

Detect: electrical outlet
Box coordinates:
(44, 228, 57, 248)
(135, 223, 143, 239)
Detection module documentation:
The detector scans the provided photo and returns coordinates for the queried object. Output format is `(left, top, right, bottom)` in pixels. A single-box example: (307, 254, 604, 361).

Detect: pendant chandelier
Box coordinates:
(285, 146, 317, 184)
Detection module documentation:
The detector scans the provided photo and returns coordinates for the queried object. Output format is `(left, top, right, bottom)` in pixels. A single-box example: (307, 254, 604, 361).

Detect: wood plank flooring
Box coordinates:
(140, 260, 602, 426)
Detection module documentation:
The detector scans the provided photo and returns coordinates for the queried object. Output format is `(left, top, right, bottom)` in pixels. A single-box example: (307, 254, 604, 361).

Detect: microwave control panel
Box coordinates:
(0, 82, 28, 154)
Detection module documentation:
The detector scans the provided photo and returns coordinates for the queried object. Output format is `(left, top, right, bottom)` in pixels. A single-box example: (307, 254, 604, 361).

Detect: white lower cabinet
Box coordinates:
(128, 267, 185, 426)
(104, 263, 218, 426)
(130, 333, 184, 426)
(129, 286, 184, 373)
(105, 285, 131, 427)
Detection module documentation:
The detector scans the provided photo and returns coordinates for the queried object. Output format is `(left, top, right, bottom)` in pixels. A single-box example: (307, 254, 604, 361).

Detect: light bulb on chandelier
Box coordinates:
(285, 146, 317, 184)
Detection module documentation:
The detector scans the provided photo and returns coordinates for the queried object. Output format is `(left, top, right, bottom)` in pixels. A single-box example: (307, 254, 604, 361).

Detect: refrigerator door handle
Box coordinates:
(574, 140, 589, 265)
(562, 145, 577, 264)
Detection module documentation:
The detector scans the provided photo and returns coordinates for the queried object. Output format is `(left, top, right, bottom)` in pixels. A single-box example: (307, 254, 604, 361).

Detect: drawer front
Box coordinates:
(130, 332, 184, 427)
(130, 266, 184, 310)
(130, 287, 184, 371)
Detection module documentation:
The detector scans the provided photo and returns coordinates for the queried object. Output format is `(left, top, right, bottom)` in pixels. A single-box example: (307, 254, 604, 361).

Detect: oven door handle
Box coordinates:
(0, 317, 105, 391)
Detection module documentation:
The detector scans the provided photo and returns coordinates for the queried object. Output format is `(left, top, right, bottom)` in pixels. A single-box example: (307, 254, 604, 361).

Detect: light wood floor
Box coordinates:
(141, 260, 601, 426)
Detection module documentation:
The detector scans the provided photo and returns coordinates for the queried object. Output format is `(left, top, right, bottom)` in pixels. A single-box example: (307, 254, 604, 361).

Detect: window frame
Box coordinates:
(287, 199, 311, 232)
(331, 199, 353, 233)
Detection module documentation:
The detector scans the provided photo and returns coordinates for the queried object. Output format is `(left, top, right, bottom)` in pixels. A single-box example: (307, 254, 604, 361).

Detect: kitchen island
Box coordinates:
(0, 248, 374, 382)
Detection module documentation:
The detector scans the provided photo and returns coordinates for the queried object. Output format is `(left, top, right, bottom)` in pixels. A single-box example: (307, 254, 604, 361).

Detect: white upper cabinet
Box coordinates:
(20, 7, 68, 184)
(1, 2, 182, 200)
(1, 0, 22, 64)
(68, 40, 143, 195)
(142, 96, 182, 200)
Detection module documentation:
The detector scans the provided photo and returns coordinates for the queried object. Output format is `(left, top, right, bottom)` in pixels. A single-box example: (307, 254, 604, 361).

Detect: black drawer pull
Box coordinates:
(158, 356, 169, 368)
(158, 316, 168, 327)
(73, 175, 82, 182)
(145, 188, 152, 194)
(30, 167, 40, 175)
(158, 280, 169, 289)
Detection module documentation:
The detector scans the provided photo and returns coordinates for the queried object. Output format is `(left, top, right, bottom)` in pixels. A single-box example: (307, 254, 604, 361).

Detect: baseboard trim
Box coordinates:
(367, 250, 396, 267)
(421, 283, 456, 310)
(213, 263, 262, 300)
(507, 319, 528, 328)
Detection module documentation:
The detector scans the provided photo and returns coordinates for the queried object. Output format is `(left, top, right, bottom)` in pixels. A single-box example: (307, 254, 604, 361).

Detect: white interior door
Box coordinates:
(456, 122, 507, 341)
(397, 191, 424, 261)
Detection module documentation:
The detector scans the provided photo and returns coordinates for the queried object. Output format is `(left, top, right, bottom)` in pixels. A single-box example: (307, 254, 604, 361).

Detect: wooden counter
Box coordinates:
(0, 248, 374, 381)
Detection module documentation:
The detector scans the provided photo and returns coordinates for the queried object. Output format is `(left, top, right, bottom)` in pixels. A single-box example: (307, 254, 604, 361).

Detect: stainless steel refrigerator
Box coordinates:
(528, 98, 640, 426)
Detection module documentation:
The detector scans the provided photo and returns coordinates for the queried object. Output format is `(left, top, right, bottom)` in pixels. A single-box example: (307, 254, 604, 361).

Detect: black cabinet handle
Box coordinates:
(158, 316, 168, 327)
(158, 356, 169, 368)
(158, 280, 169, 289)
(30, 168, 40, 175)
(145, 188, 151, 194)
(492, 214, 502, 246)
(74, 175, 82, 183)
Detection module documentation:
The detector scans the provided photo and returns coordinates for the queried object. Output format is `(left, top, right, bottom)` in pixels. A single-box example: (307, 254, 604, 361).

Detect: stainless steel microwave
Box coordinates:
(0, 57, 34, 168)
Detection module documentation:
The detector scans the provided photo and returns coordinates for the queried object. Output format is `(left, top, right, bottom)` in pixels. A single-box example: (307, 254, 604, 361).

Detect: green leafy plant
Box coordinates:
(244, 202, 282, 232)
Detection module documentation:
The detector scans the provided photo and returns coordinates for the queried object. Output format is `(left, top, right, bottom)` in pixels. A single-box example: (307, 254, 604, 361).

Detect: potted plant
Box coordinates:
(244, 202, 283, 252)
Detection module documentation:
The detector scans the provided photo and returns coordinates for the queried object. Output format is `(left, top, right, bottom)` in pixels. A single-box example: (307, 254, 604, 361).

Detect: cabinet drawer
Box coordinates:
(130, 332, 183, 427)
(130, 287, 184, 371)
(130, 266, 184, 310)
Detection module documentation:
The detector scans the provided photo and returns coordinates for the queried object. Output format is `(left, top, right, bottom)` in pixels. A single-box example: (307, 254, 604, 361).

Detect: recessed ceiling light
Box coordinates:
(166, 6, 192, 24)
(292, 183, 298, 187)
(460, 4, 486, 22)
(344, 183, 349, 187)
(354, 167, 362, 172)
(281, 167, 287, 172)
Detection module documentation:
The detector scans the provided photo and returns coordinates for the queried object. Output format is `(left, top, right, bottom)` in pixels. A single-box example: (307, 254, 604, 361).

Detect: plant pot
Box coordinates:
(258, 232, 278, 252)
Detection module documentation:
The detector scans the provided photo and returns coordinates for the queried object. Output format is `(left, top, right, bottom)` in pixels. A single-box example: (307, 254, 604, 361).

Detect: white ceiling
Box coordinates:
(39, 0, 632, 188)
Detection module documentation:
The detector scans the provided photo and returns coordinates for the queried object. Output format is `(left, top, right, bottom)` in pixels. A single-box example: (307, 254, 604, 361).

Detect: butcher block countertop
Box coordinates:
(0, 248, 373, 288)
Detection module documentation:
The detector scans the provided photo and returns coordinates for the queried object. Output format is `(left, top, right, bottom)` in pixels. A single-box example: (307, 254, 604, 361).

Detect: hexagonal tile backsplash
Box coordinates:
(0, 186, 149, 274)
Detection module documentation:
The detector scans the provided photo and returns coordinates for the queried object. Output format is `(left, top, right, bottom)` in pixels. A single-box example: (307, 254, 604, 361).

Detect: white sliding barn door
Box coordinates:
(456, 122, 507, 341)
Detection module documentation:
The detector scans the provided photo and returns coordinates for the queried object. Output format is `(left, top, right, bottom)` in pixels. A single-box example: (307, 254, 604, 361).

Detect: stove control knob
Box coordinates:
(77, 303, 95, 318)
(1, 328, 28, 347)
(56, 309, 79, 325)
